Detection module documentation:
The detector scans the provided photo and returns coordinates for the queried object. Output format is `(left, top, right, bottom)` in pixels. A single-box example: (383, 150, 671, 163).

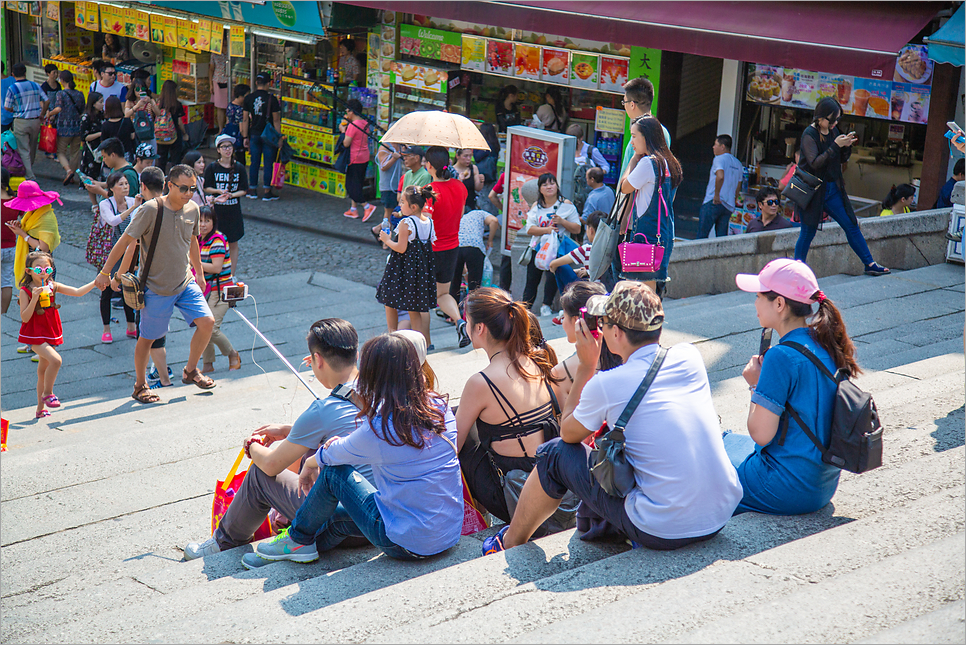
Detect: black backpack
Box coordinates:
(777, 341, 883, 474)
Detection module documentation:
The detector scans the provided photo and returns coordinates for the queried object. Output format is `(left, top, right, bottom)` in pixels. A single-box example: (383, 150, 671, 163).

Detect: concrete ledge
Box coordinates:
(668, 209, 951, 298)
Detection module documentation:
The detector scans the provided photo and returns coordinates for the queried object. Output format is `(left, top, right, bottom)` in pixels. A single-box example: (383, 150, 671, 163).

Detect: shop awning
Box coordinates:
(925, 4, 964, 67)
(346, 1, 943, 78)
(142, 1, 327, 37)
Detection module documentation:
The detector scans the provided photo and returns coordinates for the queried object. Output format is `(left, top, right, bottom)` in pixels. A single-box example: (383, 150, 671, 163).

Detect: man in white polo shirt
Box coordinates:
(482, 281, 742, 554)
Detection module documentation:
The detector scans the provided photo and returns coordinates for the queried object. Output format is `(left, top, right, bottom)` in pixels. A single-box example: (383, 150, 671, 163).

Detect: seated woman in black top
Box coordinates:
(456, 287, 576, 534)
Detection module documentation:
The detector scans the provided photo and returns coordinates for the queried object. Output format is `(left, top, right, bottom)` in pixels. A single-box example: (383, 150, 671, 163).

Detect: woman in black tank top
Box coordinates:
(456, 288, 574, 533)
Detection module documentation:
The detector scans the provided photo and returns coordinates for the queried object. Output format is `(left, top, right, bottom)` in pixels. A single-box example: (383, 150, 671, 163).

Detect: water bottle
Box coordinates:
(381, 217, 391, 234)
(481, 256, 494, 288)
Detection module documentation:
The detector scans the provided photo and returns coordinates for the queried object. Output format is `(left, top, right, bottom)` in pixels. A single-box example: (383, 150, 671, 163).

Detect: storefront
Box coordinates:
(728, 46, 938, 233)
(361, 12, 662, 189)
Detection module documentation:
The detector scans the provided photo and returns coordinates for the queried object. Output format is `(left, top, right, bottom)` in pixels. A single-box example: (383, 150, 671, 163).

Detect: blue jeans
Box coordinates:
(248, 135, 276, 192)
(554, 264, 582, 293)
(287, 465, 426, 561)
(697, 201, 732, 238)
(794, 182, 874, 266)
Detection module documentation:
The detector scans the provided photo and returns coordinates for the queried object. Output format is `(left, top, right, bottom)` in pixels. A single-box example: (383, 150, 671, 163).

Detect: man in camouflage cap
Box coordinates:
(481, 280, 742, 556)
(584, 280, 664, 332)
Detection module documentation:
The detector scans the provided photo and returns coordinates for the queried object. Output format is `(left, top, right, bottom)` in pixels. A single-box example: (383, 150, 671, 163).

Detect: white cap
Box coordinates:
(215, 134, 236, 148)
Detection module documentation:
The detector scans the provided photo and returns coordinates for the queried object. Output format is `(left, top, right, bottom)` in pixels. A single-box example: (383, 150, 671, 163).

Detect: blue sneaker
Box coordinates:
(253, 528, 319, 563)
(481, 525, 510, 556)
(147, 366, 174, 382)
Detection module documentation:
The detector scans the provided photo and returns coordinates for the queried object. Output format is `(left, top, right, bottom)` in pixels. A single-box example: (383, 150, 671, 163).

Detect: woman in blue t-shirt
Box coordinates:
(726, 258, 859, 515)
(252, 333, 463, 564)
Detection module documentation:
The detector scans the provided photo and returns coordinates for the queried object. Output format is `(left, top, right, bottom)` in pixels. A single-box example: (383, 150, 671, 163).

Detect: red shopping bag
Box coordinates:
(211, 449, 275, 542)
(39, 124, 57, 154)
(1, 417, 8, 452)
(461, 472, 489, 535)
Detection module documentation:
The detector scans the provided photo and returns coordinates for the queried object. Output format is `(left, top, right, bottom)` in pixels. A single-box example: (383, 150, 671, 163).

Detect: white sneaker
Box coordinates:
(184, 537, 221, 561)
(539, 304, 553, 317)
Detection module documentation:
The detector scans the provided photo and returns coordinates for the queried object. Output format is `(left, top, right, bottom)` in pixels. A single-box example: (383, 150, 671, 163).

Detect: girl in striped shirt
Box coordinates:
(198, 206, 240, 374)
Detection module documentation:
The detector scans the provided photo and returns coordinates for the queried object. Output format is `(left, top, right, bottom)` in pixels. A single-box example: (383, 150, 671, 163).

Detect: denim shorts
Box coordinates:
(1, 247, 15, 289)
(381, 190, 398, 210)
(138, 281, 211, 340)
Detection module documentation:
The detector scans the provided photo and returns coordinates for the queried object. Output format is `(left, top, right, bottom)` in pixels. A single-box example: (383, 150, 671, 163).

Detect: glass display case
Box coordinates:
(174, 56, 212, 105)
(281, 76, 339, 131)
(41, 12, 61, 59)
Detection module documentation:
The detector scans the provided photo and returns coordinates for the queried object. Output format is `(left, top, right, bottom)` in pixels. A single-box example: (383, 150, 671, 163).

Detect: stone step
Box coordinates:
(390, 487, 965, 644)
(667, 533, 964, 644)
(57, 446, 964, 644)
(855, 600, 965, 645)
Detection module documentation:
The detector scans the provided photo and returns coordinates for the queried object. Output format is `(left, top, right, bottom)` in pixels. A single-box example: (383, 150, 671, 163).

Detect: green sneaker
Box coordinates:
(253, 528, 319, 563)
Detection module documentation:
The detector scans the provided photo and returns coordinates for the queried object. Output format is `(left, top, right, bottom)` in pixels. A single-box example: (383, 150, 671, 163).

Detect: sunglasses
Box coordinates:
(104, 70, 116, 76)
(763, 199, 780, 206)
(172, 183, 197, 195)
(29, 266, 54, 276)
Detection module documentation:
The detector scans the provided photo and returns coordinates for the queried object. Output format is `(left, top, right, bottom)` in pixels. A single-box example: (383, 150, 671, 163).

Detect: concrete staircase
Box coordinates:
(1, 255, 963, 643)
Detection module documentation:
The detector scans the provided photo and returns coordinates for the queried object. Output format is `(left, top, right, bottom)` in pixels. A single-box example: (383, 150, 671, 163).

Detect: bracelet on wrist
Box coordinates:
(99, 270, 111, 277)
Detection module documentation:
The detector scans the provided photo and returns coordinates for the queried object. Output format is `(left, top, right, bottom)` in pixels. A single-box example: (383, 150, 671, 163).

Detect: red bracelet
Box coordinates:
(244, 436, 265, 458)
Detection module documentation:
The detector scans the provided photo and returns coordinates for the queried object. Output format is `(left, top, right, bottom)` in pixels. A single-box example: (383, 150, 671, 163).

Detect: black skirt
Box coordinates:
(376, 218, 438, 312)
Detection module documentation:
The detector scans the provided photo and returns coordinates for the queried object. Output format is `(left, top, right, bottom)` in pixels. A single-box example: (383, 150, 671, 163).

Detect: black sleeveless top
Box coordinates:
(475, 373, 560, 468)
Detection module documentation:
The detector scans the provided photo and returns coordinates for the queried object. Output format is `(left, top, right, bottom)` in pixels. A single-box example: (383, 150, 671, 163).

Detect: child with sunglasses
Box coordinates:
(18, 251, 96, 418)
(745, 187, 793, 234)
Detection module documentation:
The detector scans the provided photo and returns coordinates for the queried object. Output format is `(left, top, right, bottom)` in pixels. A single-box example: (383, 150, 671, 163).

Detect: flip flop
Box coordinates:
(228, 351, 241, 371)
(182, 368, 216, 390)
(35, 409, 51, 418)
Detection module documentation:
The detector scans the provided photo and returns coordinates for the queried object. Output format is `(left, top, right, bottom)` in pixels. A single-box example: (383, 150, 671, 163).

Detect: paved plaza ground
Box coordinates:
(1, 157, 964, 643)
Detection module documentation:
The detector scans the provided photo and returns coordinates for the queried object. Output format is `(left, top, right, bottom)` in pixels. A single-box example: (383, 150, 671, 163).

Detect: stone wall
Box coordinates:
(667, 209, 953, 298)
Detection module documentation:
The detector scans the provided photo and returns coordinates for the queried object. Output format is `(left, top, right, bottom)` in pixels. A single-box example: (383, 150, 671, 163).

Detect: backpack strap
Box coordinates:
(614, 347, 667, 431)
(330, 383, 357, 405)
(777, 402, 829, 459)
(780, 340, 840, 383)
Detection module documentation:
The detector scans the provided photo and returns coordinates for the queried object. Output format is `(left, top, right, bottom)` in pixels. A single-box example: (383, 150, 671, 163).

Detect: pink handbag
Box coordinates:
(618, 168, 667, 274)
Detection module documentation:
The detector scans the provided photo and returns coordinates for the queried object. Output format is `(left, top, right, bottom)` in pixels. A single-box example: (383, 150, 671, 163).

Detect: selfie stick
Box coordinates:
(229, 306, 321, 400)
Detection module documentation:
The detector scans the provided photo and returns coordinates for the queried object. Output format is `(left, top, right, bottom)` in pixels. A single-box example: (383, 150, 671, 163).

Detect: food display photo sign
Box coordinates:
(570, 52, 598, 89)
(542, 47, 569, 82)
(393, 63, 447, 94)
(462, 34, 486, 72)
(598, 56, 629, 93)
(513, 43, 541, 81)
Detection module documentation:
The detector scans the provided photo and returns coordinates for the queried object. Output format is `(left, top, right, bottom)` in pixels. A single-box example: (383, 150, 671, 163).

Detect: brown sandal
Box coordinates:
(228, 351, 241, 371)
(182, 367, 216, 390)
(132, 384, 161, 404)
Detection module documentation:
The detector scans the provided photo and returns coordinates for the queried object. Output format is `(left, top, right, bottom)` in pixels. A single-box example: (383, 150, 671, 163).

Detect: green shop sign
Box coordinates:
(399, 24, 462, 64)
(271, 1, 297, 28)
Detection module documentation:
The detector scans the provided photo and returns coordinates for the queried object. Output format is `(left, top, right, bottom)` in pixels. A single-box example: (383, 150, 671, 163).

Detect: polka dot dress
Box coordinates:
(376, 216, 438, 313)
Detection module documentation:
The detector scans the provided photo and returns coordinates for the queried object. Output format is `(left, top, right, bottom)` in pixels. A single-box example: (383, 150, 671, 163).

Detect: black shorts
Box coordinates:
(216, 205, 245, 243)
(434, 247, 459, 285)
(381, 189, 398, 210)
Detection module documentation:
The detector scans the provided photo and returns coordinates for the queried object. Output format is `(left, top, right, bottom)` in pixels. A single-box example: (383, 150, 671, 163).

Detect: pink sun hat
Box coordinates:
(735, 258, 821, 304)
(7, 181, 63, 212)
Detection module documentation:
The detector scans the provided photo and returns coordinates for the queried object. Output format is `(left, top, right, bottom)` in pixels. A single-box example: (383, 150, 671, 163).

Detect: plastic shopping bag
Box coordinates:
(211, 449, 275, 543)
(534, 233, 559, 271)
(39, 124, 57, 154)
(461, 472, 489, 535)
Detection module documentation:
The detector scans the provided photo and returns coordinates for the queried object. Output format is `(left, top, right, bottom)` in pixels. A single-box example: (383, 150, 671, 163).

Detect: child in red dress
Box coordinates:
(18, 251, 96, 418)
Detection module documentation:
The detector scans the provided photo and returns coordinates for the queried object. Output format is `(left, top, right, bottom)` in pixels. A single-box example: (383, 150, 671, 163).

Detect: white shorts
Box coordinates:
(1, 247, 15, 289)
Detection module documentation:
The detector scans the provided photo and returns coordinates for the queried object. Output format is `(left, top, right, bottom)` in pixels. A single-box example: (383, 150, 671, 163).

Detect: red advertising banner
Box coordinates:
(504, 134, 560, 253)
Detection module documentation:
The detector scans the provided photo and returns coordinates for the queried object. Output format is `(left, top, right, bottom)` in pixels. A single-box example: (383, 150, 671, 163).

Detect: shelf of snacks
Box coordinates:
(285, 162, 346, 198)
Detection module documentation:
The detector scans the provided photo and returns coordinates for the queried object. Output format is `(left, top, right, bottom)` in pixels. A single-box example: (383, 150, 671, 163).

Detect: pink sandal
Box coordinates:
(36, 410, 51, 418)
(43, 394, 61, 408)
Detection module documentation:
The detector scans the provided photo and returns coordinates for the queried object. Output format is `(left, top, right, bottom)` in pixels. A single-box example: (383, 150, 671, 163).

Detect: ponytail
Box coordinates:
(465, 287, 560, 383)
(882, 183, 915, 210)
(763, 290, 860, 377)
(425, 146, 454, 180)
(402, 184, 437, 211)
(808, 291, 861, 377)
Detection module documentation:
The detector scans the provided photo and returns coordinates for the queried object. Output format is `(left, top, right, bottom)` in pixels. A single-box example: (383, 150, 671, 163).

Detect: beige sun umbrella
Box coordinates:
(380, 111, 492, 150)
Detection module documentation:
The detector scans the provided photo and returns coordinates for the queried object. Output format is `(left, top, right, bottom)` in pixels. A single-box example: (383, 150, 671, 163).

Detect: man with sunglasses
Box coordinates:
(482, 281, 742, 555)
(745, 187, 793, 234)
(94, 164, 215, 403)
(89, 62, 127, 103)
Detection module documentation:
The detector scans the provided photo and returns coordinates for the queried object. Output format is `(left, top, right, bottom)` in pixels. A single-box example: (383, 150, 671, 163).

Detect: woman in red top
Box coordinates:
(1, 168, 20, 314)
(423, 146, 469, 349)
(341, 99, 376, 222)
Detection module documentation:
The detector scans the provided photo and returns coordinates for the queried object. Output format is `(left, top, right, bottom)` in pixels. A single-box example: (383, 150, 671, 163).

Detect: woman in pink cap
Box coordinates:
(726, 258, 859, 515)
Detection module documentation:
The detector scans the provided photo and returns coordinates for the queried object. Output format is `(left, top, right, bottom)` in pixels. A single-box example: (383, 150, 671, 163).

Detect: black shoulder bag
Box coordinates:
(590, 346, 667, 498)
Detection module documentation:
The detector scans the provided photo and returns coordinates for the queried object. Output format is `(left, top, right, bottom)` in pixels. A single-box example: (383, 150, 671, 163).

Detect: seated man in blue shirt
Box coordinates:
(581, 167, 615, 221)
(935, 158, 964, 209)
